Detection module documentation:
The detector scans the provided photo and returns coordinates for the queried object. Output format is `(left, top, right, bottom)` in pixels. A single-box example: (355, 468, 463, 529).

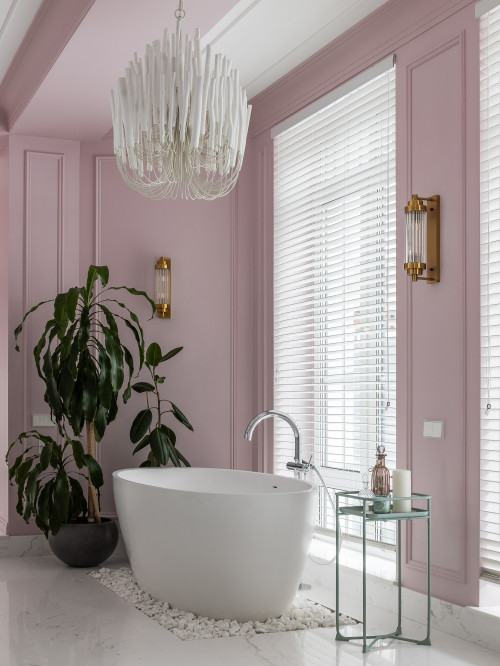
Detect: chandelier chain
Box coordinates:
(174, 1, 185, 20)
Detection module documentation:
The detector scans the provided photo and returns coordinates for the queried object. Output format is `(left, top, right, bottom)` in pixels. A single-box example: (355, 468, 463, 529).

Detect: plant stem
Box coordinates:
(86, 420, 101, 524)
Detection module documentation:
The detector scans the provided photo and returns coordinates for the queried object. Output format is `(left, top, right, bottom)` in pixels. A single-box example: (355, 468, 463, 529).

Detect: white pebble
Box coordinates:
(88, 567, 356, 641)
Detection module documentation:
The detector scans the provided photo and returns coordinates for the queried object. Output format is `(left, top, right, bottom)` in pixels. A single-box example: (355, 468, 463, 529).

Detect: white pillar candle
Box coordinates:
(392, 469, 412, 512)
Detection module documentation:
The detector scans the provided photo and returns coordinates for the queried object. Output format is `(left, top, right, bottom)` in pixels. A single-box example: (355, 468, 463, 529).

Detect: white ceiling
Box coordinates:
(204, 0, 388, 100)
(0, 0, 43, 83)
(0, 0, 388, 140)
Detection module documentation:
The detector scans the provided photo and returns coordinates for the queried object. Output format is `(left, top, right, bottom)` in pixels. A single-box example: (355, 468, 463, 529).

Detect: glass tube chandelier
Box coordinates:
(110, 1, 252, 200)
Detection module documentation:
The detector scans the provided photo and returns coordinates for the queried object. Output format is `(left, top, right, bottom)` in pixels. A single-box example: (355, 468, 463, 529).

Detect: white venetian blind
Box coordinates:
(480, 2, 500, 577)
(273, 61, 396, 543)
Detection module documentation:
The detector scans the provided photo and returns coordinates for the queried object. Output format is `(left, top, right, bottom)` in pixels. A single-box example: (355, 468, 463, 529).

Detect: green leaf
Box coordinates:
(106, 285, 155, 317)
(83, 454, 103, 488)
(8, 451, 26, 480)
(71, 439, 86, 469)
(175, 448, 191, 467)
(167, 441, 180, 467)
(94, 404, 108, 442)
(132, 434, 150, 455)
(44, 376, 64, 421)
(67, 336, 80, 379)
(33, 319, 57, 380)
(68, 382, 84, 435)
(121, 318, 143, 369)
(131, 382, 155, 393)
(99, 303, 119, 339)
(14, 298, 54, 350)
(95, 339, 112, 409)
(68, 477, 86, 518)
(54, 469, 70, 522)
(100, 300, 146, 368)
(169, 402, 194, 431)
(130, 409, 152, 444)
(81, 354, 97, 422)
(39, 441, 53, 471)
(14, 458, 33, 487)
(59, 362, 76, 409)
(150, 427, 167, 465)
(154, 375, 165, 384)
(122, 345, 134, 403)
(86, 265, 109, 300)
(160, 424, 176, 447)
(146, 342, 162, 368)
(42, 345, 53, 379)
(48, 503, 62, 536)
(37, 481, 53, 529)
(59, 322, 77, 362)
(54, 292, 69, 331)
(102, 325, 124, 392)
(65, 287, 81, 322)
(161, 346, 183, 362)
(24, 463, 42, 522)
(76, 307, 91, 352)
(139, 460, 152, 468)
(107, 394, 118, 425)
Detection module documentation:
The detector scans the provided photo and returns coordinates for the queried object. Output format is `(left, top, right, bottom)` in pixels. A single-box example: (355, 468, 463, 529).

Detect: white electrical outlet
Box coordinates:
(32, 414, 55, 427)
(423, 420, 444, 439)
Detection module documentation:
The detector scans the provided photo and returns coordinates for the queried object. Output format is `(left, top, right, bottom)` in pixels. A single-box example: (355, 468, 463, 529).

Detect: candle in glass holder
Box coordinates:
(392, 469, 411, 512)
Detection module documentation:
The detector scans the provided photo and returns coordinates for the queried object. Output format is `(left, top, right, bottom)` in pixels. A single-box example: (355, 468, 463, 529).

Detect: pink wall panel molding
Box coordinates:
(8, 136, 80, 535)
(404, 35, 467, 586)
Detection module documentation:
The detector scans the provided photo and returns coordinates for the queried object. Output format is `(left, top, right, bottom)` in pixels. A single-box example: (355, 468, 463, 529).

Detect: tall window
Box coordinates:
(480, 2, 500, 579)
(273, 60, 396, 543)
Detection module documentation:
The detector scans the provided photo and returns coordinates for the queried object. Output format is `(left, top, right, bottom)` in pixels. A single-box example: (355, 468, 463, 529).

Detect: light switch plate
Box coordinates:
(423, 420, 444, 439)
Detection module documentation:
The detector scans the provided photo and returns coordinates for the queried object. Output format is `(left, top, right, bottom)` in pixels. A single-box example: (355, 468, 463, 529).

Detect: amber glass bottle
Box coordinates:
(371, 445, 391, 513)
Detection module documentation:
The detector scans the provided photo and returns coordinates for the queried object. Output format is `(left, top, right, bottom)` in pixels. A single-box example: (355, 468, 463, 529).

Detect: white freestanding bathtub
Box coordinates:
(112, 467, 315, 621)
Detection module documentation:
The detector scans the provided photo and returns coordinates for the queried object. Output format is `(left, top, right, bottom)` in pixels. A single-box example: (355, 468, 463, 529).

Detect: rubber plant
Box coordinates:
(6, 265, 155, 536)
(130, 342, 193, 467)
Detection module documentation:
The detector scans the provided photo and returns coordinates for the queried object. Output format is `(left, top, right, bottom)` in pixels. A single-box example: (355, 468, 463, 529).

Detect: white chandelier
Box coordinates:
(110, 1, 252, 200)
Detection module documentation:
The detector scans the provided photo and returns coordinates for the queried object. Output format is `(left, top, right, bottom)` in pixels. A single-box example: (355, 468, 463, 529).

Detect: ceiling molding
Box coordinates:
(248, 0, 474, 137)
(0, 0, 95, 132)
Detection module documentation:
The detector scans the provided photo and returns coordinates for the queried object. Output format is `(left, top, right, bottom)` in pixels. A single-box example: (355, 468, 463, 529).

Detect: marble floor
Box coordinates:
(0, 555, 498, 666)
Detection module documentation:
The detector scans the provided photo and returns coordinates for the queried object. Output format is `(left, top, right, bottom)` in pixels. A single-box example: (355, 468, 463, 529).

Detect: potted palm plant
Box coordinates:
(6, 265, 155, 566)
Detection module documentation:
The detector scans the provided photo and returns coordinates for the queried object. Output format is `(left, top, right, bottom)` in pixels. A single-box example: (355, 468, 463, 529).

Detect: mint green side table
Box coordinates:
(335, 490, 431, 654)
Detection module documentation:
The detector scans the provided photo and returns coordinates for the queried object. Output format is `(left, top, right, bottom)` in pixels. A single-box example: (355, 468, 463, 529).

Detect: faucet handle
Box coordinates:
(286, 457, 312, 473)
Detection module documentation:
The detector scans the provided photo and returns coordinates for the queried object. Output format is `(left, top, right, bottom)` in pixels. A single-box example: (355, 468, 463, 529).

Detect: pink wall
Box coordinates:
(245, 0, 480, 607)
(1, 0, 483, 609)
(78, 140, 247, 515)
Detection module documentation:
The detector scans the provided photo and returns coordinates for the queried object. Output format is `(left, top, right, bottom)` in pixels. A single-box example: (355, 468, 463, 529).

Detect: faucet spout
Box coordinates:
(244, 410, 307, 476)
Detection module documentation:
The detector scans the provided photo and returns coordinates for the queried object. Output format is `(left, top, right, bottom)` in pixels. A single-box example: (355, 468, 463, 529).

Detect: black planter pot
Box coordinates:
(48, 518, 119, 567)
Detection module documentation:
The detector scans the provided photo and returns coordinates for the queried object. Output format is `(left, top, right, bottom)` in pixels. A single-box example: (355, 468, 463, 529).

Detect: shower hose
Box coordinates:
(307, 463, 342, 566)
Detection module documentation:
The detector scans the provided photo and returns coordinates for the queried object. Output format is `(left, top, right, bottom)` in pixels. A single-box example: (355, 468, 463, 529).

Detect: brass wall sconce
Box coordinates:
(404, 194, 440, 283)
(155, 257, 171, 318)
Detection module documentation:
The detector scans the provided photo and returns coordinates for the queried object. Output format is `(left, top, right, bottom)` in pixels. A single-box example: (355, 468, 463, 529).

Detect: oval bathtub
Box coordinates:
(112, 467, 315, 622)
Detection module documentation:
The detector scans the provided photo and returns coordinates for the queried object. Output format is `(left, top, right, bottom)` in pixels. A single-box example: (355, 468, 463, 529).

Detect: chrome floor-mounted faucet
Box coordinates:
(244, 410, 310, 477)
